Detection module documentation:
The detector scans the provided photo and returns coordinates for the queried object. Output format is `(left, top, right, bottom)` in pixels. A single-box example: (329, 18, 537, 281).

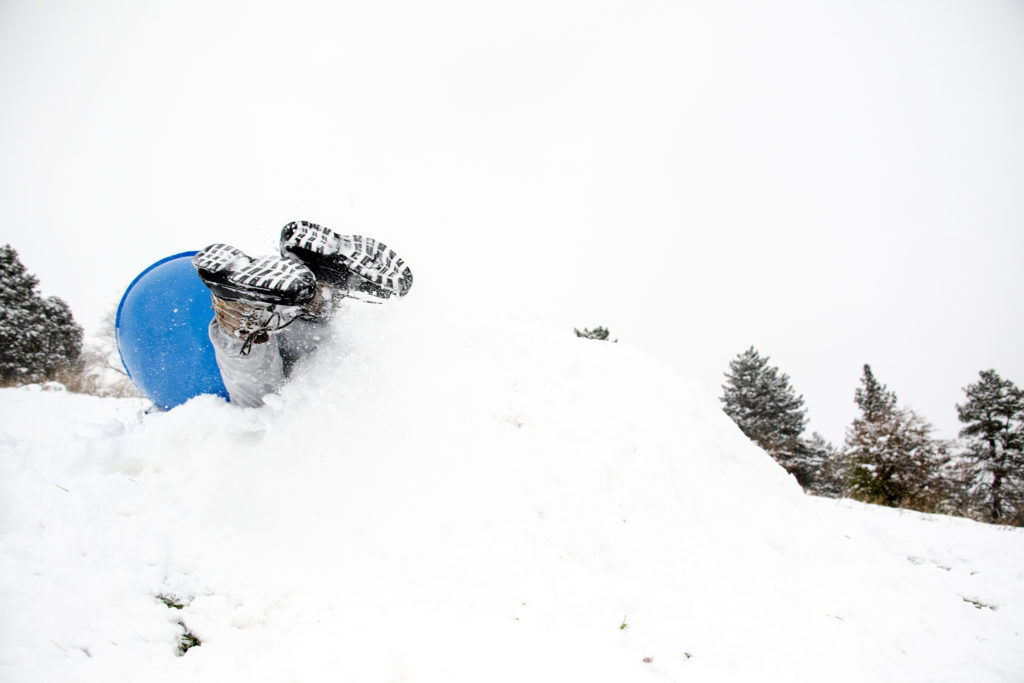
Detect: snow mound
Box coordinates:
(2, 292, 1022, 682)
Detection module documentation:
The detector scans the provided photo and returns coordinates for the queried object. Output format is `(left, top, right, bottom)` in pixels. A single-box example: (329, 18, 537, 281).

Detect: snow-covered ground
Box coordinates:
(2, 292, 1022, 682)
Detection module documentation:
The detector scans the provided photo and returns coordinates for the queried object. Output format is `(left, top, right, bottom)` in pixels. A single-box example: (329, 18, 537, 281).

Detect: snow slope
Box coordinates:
(2, 292, 1022, 682)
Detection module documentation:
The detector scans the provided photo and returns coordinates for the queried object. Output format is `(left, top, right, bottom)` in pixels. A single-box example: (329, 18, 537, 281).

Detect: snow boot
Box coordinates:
(193, 244, 320, 353)
(279, 220, 413, 299)
(192, 243, 316, 306)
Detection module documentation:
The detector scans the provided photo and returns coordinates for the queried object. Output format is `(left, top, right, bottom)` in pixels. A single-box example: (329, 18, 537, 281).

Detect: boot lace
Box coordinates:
(239, 306, 301, 356)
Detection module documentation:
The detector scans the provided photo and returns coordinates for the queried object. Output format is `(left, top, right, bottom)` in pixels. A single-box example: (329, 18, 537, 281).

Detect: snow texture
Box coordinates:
(1, 294, 1022, 682)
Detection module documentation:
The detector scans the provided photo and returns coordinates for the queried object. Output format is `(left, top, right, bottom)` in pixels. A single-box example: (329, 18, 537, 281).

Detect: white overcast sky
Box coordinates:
(1, 0, 1022, 444)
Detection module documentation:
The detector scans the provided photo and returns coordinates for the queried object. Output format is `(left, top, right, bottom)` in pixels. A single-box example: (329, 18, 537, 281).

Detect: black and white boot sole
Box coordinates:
(280, 221, 413, 299)
(193, 243, 316, 306)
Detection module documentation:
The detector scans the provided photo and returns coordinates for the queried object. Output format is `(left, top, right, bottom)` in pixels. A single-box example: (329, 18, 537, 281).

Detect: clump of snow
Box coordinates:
(1, 292, 1022, 682)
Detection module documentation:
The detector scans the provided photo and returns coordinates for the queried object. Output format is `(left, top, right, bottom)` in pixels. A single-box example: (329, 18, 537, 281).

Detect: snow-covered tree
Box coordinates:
(804, 432, 844, 497)
(721, 347, 811, 484)
(843, 365, 949, 510)
(957, 370, 1024, 525)
(854, 363, 896, 423)
(0, 244, 83, 383)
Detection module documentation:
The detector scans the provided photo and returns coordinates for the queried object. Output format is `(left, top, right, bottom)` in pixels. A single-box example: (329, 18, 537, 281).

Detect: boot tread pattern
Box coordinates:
(193, 244, 315, 305)
(281, 221, 413, 298)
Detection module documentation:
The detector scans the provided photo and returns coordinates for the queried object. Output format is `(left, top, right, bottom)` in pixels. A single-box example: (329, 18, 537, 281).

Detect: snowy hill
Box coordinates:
(2, 292, 1022, 682)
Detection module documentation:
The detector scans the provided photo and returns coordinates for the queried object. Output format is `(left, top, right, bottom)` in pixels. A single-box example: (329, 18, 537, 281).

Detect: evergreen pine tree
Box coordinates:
(956, 370, 1024, 525)
(843, 365, 948, 510)
(0, 245, 84, 383)
(804, 432, 844, 497)
(785, 436, 831, 491)
(0, 245, 39, 381)
(35, 296, 84, 375)
(854, 364, 897, 422)
(721, 347, 810, 484)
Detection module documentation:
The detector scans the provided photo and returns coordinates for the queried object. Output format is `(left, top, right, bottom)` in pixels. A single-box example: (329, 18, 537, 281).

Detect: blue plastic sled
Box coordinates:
(116, 252, 229, 409)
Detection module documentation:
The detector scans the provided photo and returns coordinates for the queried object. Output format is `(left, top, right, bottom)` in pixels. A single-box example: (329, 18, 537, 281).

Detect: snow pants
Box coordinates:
(208, 317, 333, 408)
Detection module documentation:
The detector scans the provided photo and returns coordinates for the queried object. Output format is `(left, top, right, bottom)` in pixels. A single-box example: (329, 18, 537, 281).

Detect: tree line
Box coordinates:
(721, 346, 1024, 526)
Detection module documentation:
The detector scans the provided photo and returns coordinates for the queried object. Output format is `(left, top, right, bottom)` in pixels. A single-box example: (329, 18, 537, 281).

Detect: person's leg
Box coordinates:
(193, 244, 317, 406)
(207, 319, 284, 407)
(192, 224, 414, 406)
